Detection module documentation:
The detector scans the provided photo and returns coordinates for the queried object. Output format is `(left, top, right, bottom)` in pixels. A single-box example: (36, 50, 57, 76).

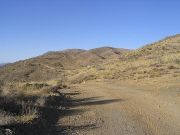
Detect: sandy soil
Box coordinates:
(59, 79, 180, 135)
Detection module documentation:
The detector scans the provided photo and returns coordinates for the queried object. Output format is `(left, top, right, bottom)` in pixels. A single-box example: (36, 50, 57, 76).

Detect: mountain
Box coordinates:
(0, 35, 179, 83)
(99, 34, 180, 80)
(125, 34, 180, 59)
(0, 36, 179, 135)
(0, 47, 129, 82)
(40, 47, 129, 68)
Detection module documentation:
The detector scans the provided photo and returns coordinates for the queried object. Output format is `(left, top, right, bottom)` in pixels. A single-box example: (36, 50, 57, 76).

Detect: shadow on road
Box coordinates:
(0, 90, 123, 135)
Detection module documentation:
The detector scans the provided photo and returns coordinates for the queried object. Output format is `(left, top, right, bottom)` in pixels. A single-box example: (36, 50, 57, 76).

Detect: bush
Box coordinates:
(0, 110, 16, 126)
(23, 83, 49, 90)
(175, 59, 180, 64)
(0, 96, 39, 126)
(16, 102, 39, 123)
(168, 65, 177, 69)
(0, 80, 4, 88)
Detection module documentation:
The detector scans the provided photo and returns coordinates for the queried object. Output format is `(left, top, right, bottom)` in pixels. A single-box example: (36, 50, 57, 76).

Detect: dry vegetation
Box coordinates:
(0, 80, 70, 134)
(93, 35, 180, 80)
(1, 35, 179, 84)
(0, 35, 180, 134)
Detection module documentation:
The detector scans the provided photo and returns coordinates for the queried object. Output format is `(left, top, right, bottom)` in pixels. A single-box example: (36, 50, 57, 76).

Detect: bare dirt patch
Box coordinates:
(61, 80, 180, 135)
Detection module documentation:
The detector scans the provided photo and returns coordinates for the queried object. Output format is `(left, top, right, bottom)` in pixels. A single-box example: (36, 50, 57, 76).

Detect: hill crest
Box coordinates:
(0, 35, 179, 82)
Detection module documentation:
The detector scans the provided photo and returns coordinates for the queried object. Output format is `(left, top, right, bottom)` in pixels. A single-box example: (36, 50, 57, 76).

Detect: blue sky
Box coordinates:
(0, 0, 180, 63)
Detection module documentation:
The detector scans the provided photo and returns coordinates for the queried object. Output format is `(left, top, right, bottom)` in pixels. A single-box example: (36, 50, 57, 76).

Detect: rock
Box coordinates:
(4, 129, 13, 135)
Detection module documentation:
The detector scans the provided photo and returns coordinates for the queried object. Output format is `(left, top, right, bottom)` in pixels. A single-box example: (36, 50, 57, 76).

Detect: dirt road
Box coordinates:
(59, 80, 180, 135)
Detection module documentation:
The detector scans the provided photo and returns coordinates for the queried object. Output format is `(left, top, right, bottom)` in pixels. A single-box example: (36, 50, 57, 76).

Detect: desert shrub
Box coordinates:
(0, 95, 39, 126)
(172, 74, 179, 77)
(23, 83, 49, 90)
(177, 39, 180, 43)
(162, 54, 180, 64)
(167, 65, 177, 69)
(0, 110, 16, 126)
(96, 66, 105, 71)
(0, 80, 4, 87)
(0, 96, 22, 115)
(0, 80, 4, 95)
(35, 97, 46, 106)
(175, 59, 180, 64)
(16, 101, 39, 123)
(52, 62, 63, 67)
(70, 72, 97, 84)
(56, 79, 68, 88)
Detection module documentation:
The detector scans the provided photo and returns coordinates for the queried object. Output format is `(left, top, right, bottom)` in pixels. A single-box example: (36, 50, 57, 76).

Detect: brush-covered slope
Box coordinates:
(126, 34, 180, 59)
(98, 35, 180, 80)
(0, 35, 179, 83)
(0, 47, 129, 82)
(41, 47, 129, 68)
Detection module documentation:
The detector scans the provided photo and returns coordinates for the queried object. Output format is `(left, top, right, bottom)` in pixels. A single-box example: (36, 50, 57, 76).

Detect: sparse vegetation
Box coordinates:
(0, 80, 71, 134)
(3, 35, 180, 84)
(0, 35, 180, 134)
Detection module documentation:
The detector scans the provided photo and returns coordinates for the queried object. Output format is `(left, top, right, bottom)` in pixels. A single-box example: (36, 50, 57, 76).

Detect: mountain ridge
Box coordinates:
(0, 35, 179, 83)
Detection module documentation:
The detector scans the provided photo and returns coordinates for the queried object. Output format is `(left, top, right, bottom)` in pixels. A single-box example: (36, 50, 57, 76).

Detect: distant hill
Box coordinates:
(0, 35, 179, 83)
(39, 47, 129, 68)
(0, 63, 7, 67)
(0, 47, 129, 82)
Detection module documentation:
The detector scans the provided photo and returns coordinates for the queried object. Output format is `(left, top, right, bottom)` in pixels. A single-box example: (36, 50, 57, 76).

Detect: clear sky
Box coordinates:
(0, 0, 180, 63)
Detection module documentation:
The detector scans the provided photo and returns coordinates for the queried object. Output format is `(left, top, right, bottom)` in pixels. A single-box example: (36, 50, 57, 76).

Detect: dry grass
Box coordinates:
(0, 35, 179, 85)
(15, 102, 39, 124)
(0, 82, 49, 126)
(0, 110, 16, 126)
(0, 35, 180, 134)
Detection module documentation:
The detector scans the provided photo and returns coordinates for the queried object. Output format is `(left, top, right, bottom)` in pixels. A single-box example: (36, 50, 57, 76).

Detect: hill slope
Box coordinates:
(0, 35, 180, 135)
(0, 35, 180, 83)
(0, 47, 129, 82)
(98, 35, 180, 80)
